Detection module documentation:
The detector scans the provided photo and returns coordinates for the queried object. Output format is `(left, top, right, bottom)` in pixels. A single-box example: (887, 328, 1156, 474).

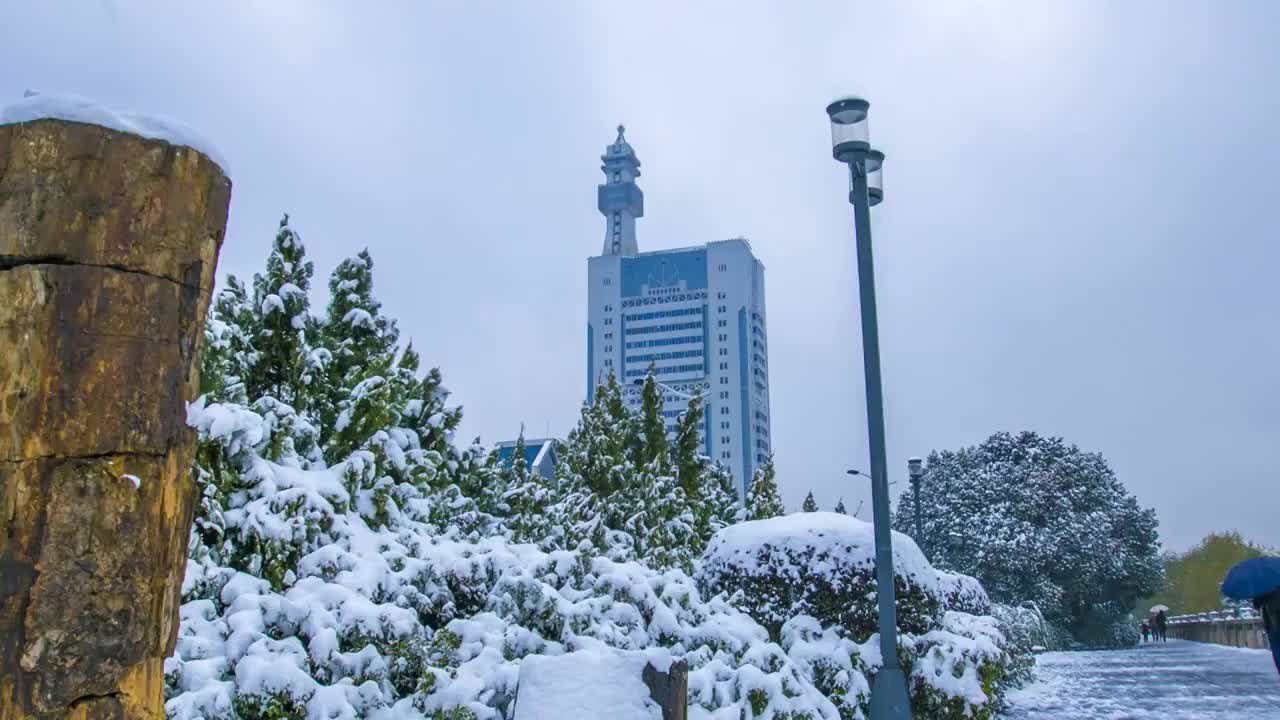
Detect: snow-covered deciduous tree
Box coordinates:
(894, 430, 1163, 646)
(745, 456, 785, 520)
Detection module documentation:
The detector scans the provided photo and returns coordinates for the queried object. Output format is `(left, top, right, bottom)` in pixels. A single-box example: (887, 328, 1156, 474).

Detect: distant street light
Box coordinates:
(907, 457, 925, 558)
(828, 95, 911, 719)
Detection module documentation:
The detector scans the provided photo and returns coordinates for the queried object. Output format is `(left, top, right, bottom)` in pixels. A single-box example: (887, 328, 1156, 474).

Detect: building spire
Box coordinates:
(598, 125, 644, 256)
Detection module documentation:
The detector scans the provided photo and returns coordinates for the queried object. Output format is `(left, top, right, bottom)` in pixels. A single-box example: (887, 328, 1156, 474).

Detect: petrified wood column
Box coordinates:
(0, 118, 230, 720)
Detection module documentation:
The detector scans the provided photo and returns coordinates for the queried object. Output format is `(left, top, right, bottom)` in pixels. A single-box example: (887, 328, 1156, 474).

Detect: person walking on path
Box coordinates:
(1155, 610, 1168, 642)
(1256, 590, 1280, 675)
(1141, 621, 1151, 643)
(1221, 556, 1280, 678)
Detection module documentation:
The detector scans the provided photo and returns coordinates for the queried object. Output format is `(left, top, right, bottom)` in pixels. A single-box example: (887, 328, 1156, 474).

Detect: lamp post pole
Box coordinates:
(827, 96, 911, 719)
(908, 457, 925, 559)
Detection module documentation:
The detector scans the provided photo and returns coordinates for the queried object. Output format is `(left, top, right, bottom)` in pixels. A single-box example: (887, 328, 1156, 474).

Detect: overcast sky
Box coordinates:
(5, 1, 1277, 552)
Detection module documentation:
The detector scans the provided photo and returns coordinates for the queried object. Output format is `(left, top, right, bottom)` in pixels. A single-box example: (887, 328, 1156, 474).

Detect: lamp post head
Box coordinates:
(865, 149, 885, 206)
(907, 457, 923, 481)
(826, 96, 871, 163)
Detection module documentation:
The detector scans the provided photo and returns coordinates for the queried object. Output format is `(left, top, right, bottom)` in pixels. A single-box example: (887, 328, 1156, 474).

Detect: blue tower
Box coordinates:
(598, 125, 644, 256)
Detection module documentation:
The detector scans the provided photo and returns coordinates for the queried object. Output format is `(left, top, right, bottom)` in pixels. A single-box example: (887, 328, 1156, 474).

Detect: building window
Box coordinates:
(604, 332, 612, 340)
(720, 377, 728, 385)
(603, 277, 611, 286)
(718, 333, 727, 342)
(717, 291, 726, 299)
(720, 406, 729, 415)
(721, 421, 729, 430)
(614, 171, 621, 182)
(722, 451, 731, 459)
(604, 318, 612, 326)
(719, 362, 728, 371)
(720, 391, 729, 399)
(718, 305, 727, 313)
(719, 348, 728, 356)
(718, 320, 727, 328)
(604, 359, 612, 367)
(718, 264, 727, 272)
(604, 304, 612, 312)
(722, 436, 730, 444)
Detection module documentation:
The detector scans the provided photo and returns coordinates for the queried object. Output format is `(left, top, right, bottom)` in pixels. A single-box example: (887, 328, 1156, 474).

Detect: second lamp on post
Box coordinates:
(827, 96, 912, 719)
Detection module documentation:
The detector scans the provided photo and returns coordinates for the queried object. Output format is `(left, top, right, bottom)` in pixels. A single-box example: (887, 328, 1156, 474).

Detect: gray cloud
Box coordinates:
(4, 0, 1276, 551)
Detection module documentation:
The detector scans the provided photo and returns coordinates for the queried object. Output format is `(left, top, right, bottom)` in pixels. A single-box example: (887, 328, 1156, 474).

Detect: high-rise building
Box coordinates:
(586, 126, 772, 500)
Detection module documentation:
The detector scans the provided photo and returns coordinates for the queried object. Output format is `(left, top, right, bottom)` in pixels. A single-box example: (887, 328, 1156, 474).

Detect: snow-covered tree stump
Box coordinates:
(0, 114, 229, 720)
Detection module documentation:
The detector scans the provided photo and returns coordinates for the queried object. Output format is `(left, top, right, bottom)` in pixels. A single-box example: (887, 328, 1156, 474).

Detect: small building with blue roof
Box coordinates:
(495, 438, 559, 480)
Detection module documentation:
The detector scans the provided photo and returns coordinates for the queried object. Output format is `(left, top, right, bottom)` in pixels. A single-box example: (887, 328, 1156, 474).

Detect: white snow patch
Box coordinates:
(705, 511, 937, 592)
(515, 650, 660, 720)
(2, 91, 229, 172)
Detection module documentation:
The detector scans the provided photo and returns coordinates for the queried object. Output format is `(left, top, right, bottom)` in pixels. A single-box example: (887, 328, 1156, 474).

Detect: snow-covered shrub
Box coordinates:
(908, 612, 1010, 720)
(990, 603, 1051, 684)
(1073, 603, 1141, 648)
(696, 512, 942, 642)
(937, 571, 991, 616)
(167, 460, 846, 720)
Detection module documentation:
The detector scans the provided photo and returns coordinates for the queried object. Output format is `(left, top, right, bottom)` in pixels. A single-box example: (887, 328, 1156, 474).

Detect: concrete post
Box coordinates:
(0, 118, 229, 720)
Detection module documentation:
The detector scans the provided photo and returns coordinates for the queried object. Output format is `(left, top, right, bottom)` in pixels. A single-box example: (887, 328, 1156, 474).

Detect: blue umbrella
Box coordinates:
(1221, 557, 1280, 601)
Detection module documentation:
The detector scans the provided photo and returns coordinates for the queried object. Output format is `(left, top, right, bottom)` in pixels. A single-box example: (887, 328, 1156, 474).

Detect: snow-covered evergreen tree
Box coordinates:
(246, 215, 318, 416)
(694, 460, 743, 547)
(638, 373, 670, 471)
(746, 456, 785, 520)
(633, 460, 696, 571)
(200, 274, 255, 403)
(502, 432, 557, 547)
(834, 497, 848, 515)
(669, 386, 705, 497)
(802, 490, 818, 512)
(316, 249, 398, 456)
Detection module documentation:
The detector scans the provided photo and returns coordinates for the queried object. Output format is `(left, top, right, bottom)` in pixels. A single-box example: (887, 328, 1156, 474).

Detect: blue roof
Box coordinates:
(496, 438, 557, 473)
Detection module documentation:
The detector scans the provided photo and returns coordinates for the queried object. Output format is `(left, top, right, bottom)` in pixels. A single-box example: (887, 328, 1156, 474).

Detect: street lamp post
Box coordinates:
(827, 96, 911, 719)
(908, 457, 925, 558)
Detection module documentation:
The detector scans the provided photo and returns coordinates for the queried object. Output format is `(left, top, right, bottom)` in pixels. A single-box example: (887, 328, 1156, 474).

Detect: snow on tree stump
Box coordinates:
(514, 650, 688, 720)
(0, 108, 229, 720)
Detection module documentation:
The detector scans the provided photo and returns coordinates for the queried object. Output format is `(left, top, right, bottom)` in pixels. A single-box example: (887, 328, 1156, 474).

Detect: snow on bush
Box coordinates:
(990, 603, 1052, 685)
(169, 436, 1019, 720)
(696, 512, 942, 642)
(937, 570, 991, 617)
(167, 450, 844, 719)
(695, 513, 1024, 717)
(909, 612, 1009, 719)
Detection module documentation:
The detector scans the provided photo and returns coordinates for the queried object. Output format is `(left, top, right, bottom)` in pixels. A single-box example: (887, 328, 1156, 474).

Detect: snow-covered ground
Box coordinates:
(1004, 640, 1280, 718)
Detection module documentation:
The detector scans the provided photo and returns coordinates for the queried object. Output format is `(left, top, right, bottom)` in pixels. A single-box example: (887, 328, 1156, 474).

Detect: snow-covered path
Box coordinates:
(1003, 640, 1280, 718)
